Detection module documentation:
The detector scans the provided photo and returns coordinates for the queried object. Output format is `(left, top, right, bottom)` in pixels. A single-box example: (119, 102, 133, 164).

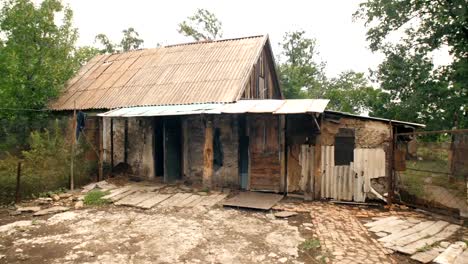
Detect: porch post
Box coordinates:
(203, 117, 214, 189)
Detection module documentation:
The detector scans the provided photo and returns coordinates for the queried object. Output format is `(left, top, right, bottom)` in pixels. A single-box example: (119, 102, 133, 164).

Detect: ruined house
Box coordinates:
(50, 35, 424, 202)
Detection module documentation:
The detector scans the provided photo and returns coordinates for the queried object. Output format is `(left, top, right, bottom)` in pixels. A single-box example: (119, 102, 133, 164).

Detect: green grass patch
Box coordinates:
(84, 190, 110, 206)
(300, 238, 321, 251)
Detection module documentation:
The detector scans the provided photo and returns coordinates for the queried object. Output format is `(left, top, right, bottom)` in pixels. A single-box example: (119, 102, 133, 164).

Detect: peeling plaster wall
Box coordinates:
(127, 118, 154, 180)
(102, 117, 154, 179)
(183, 116, 205, 184)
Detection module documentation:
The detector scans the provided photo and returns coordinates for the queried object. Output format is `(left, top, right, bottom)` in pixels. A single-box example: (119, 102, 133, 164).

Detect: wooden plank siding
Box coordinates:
(241, 46, 281, 100)
(248, 115, 281, 192)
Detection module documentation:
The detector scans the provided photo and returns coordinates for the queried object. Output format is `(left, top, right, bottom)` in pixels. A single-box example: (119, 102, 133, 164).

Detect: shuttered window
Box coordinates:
(335, 128, 355, 165)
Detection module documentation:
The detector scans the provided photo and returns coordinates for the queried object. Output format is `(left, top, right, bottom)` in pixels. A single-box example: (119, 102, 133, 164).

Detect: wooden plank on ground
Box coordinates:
(379, 221, 435, 244)
(115, 192, 155, 206)
(393, 221, 450, 247)
(222, 192, 283, 210)
(110, 187, 139, 202)
(364, 216, 399, 228)
(434, 242, 467, 264)
(175, 194, 200, 207)
(185, 195, 207, 207)
(454, 249, 468, 264)
(411, 248, 442, 263)
(369, 219, 406, 232)
(205, 193, 229, 207)
(165, 193, 192, 207)
(136, 194, 171, 209)
(382, 222, 415, 235)
(397, 224, 461, 255)
(102, 186, 132, 200)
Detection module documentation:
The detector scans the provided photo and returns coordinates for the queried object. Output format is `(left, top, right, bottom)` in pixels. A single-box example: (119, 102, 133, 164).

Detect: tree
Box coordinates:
(355, 0, 468, 129)
(120, 27, 144, 52)
(95, 27, 144, 54)
(277, 31, 327, 99)
(0, 0, 80, 112)
(324, 71, 381, 114)
(178, 9, 223, 41)
(0, 0, 84, 151)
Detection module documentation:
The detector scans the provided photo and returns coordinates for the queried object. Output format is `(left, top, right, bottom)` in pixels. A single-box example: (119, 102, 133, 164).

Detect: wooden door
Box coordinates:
(248, 115, 281, 191)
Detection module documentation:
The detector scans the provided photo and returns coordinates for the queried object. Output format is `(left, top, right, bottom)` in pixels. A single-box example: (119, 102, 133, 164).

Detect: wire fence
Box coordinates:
(395, 129, 468, 218)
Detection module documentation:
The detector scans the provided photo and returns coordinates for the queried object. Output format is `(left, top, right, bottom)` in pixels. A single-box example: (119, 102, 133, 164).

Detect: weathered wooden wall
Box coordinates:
(241, 45, 282, 100)
(248, 114, 281, 191)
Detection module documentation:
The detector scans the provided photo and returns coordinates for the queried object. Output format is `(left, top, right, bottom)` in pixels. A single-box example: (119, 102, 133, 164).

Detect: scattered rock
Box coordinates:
(16, 206, 41, 213)
(74, 201, 84, 209)
(9, 211, 22, 216)
(179, 185, 192, 192)
(51, 194, 60, 201)
(268, 252, 278, 258)
(0, 254, 5, 259)
(274, 211, 298, 218)
(375, 232, 388, 237)
(198, 192, 208, 196)
(15, 248, 23, 253)
(59, 193, 73, 199)
(33, 206, 69, 216)
(16, 253, 29, 261)
(302, 223, 313, 227)
(278, 257, 288, 263)
(36, 197, 53, 205)
(439, 241, 450, 248)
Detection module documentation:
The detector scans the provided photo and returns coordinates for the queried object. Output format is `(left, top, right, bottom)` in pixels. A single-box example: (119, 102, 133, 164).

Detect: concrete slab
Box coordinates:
(222, 192, 283, 210)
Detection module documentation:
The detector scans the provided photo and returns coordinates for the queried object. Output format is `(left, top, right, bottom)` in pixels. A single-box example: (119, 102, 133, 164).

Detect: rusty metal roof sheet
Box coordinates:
(50, 35, 268, 110)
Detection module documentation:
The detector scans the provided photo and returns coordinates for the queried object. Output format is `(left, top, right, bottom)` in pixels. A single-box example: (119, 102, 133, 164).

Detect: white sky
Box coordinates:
(63, 0, 384, 78)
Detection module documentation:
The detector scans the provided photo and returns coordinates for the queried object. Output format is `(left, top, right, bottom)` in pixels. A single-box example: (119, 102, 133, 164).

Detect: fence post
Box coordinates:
(15, 161, 22, 203)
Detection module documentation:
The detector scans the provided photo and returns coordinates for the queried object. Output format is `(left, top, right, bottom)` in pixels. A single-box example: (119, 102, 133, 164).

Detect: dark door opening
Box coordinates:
(154, 118, 164, 177)
(238, 115, 249, 189)
(164, 117, 182, 182)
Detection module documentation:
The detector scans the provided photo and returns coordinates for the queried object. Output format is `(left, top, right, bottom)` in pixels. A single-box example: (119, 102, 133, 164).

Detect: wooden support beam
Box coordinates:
(313, 134, 322, 200)
(98, 117, 104, 181)
(203, 118, 214, 189)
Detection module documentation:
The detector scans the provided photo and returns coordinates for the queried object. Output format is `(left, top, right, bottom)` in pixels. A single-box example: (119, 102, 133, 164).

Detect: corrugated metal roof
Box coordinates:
(50, 35, 268, 110)
(324, 111, 426, 127)
(98, 99, 330, 117)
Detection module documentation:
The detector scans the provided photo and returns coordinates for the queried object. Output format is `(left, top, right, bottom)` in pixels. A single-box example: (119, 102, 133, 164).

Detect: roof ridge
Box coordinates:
(101, 35, 266, 57)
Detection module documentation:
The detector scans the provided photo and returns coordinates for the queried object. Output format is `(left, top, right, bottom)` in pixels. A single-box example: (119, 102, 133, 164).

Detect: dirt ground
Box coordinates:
(0, 204, 316, 264)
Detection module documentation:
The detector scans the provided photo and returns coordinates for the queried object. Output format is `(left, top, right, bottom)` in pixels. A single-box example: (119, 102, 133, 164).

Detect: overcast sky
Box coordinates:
(64, 0, 382, 78)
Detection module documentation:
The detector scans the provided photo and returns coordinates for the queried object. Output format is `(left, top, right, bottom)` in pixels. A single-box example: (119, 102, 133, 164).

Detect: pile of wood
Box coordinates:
(364, 216, 466, 263)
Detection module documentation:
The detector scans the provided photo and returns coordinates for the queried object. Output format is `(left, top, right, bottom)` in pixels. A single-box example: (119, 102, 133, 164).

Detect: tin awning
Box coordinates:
(98, 99, 330, 117)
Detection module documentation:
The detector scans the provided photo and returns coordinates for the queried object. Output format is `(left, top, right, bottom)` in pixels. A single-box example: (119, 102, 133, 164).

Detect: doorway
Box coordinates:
(238, 116, 249, 189)
(163, 117, 182, 182)
(154, 118, 164, 177)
